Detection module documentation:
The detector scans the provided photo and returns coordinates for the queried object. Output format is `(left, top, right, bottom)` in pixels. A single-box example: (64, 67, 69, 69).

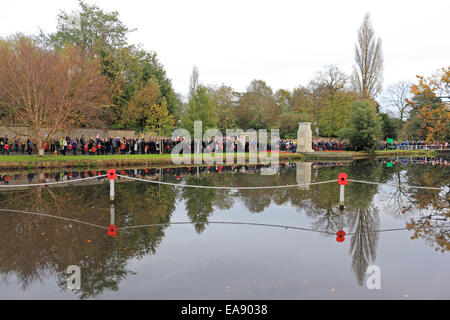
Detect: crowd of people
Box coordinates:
(378, 140, 449, 150)
(0, 134, 448, 156)
(311, 140, 348, 151)
(0, 135, 33, 155)
(0, 134, 300, 156)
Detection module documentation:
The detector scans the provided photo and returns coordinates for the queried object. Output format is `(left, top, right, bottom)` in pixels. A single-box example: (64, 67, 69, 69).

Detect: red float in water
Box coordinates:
(338, 173, 348, 186)
(336, 230, 346, 243)
(107, 169, 117, 180)
(107, 225, 117, 237)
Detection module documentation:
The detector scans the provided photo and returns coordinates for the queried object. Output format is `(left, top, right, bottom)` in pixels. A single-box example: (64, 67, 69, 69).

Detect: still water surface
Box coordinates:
(0, 158, 448, 299)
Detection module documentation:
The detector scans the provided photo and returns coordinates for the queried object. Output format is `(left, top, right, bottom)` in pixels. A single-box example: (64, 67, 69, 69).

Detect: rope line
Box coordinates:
(118, 221, 334, 234)
(348, 179, 444, 190)
(0, 173, 443, 191)
(0, 208, 410, 236)
(0, 208, 108, 230)
(0, 175, 108, 188)
(346, 228, 408, 235)
(118, 221, 409, 236)
(116, 174, 338, 190)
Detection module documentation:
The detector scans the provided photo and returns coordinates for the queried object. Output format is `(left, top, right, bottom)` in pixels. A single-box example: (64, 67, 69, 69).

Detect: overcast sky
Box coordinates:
(1, 0, 449, 99)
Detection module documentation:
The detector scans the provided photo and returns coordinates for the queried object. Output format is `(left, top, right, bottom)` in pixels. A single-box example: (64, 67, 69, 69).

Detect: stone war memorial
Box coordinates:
(296, 122, 314, 153)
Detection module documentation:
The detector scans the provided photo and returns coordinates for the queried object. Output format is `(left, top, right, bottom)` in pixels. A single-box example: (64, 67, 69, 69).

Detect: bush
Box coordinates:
(338, 100, 380, 151)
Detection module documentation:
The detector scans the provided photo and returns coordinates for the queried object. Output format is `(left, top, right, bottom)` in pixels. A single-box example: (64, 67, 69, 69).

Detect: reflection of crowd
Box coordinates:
(0, 163, 299, 185)
(377, 157, 449, 166)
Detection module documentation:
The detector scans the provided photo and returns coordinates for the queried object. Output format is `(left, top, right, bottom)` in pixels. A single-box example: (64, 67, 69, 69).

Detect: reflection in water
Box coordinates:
(296, 162, 312, 190)
(0, 158, 448, 298)
(407, 211, 450, 253)
(0, 182, 175, 299)
(347, 206, 380, 285)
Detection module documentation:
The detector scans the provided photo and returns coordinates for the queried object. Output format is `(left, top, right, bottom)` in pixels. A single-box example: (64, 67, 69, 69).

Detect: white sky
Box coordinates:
(1, 0, 449, 98)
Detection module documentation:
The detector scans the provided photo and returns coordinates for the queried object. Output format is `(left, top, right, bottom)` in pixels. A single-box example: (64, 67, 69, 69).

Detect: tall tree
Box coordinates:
(189, 65, 200, 99)
(209, 85, 239, 132)
(307, 82, 329, 129)
(405, 67, 450, 143)
(311, 65, 355, 137)
(236, 80, 279, 130)
(382, 81, 413, 122)
(320, 90, 357, 137)
(351, 13, 384, 99)
(40, 0, 178, 128)
(0, 35, 108, 155)
(127, 79, 161, 132)
(274, 89, 292, 113)
(183, 86, 218, 134)
(146, 101, 175, 153)
(39, 0, 133, 54)
(314, 65, 348, 95)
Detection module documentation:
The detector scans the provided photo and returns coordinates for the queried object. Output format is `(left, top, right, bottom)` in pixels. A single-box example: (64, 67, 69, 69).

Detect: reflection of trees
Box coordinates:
(347, 206, 380, 285)
(405, 164, 449, 211)
(235, 172, 290, 213)
(0, 160, 447, 296)
(344, 160, 381, 285)
(183, 177, 217, 233)
(384, 170, 416, 217)
(0, 181, 175, 299)
(380, 162, 449, 217)
(300, 167, 342, 233)
(407, 211, 450, 253)
(385, 163, 449, 254)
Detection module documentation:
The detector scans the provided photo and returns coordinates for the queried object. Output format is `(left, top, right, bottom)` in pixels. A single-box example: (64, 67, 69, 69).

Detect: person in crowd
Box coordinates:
(26, 138, 33, 155)
(0, 135, 10, 155)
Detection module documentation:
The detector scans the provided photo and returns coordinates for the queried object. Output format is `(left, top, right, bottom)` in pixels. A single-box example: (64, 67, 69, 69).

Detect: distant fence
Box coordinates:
(387, 144, 449, 151)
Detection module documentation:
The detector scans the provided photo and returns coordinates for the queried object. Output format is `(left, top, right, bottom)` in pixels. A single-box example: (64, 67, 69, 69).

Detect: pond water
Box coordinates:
(0, 157, 448, 299)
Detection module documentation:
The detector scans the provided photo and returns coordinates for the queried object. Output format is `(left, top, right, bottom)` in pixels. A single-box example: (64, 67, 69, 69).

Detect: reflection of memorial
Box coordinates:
(296, 162, 312, 190)
(296, 122, 314, 153)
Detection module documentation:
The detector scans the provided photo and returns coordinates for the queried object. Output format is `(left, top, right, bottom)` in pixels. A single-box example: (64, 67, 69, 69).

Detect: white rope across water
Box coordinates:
(0, 172, 444, 191)
(119, 222, 409, 236)
(116, 175, 445, 191)
(347, 179, 444, 190)
(0, 208, 410, 236)
(116, 174, 338, 190)
(118, 221, 335, 234)
(0, 175, 108, 188)
(0, 208, 108, 230)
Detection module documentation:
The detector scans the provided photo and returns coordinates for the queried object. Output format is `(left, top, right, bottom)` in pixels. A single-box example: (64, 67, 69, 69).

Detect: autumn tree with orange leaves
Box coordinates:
(405, 67, 450, 143)
(0, 35, 108, 155)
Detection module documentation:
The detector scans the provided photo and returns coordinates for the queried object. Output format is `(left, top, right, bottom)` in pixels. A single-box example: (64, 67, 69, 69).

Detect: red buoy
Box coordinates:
(338, 173, 348, 186)
(107, 225, 117, 237)
(107, 169, 117, 180)
(336, 230, 346, 243)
